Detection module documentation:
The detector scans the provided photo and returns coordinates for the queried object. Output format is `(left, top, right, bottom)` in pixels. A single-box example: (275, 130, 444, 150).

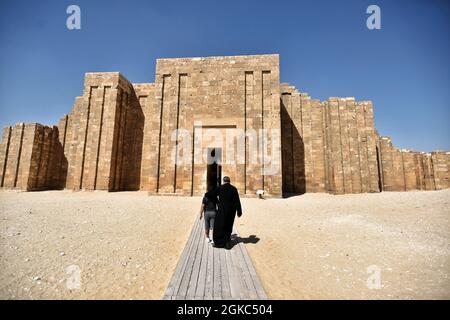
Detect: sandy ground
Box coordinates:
(1, 189, 449, 299)
(238, 190, 450, 299)
(0, 191, 199, 299)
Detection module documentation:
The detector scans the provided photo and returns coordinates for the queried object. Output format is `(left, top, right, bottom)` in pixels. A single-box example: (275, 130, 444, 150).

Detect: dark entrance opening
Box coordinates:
(207, 148, 222, 191)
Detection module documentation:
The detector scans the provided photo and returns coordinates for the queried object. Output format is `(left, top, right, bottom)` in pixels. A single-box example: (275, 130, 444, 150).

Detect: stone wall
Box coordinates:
(0, 123, 63, 190)
(0, 54, 448, 195)
(280, 84, 381, 195)
(133, 83, 158, 192)
(432, 151, 450, 190)
(279, 82, 450, 195)
(0, 73, 146, 192)
(61, 72, 144, 191)
(378, 136, 450, 191)
(153, 54, 282, 196)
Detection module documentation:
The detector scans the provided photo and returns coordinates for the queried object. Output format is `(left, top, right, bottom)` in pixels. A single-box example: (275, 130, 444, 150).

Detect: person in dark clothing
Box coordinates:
(212, 176, 242, 249)
(199, 186, 218, 244)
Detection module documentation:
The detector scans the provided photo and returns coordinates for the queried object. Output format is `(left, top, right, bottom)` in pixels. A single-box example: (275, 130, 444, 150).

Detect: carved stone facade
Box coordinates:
(0, 54, 448, 196)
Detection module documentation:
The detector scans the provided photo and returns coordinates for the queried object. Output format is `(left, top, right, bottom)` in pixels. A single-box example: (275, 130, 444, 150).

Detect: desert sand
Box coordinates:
(238, 190, 450, 299)
(0, 189, 449, 299)
(0, 191, 199, 299)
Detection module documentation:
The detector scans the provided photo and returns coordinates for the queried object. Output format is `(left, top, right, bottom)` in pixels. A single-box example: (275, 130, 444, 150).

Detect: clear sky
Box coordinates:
(0, 0, 448, 151)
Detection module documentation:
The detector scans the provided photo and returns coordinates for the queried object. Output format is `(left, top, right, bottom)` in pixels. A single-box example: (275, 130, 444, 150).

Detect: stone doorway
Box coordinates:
(206, 148, 222, 191)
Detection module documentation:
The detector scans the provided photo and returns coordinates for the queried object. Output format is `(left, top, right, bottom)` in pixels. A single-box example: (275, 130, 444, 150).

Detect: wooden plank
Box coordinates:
(219, 247, 232, 299)
(224, 248, 242, 299)
(212, 246, 222, 299)
(163, 218, 268, 301)
(204, 241, 214, 299)
(229, 242, 250, 299)
(232, 227, 266, 298)
(195, 234, 210, 299)
(176, 218, 204, 298)
(237, 235, 267, 300)
(186, 225, 207, 298)
(233, 240, 258, 299)
(164, 216, 200, 297)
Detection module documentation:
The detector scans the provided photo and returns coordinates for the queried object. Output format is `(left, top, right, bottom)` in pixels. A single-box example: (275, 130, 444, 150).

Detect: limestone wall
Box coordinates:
(280, 84, 381, 195)
(0, 54, 448, 195)
(0, 73, 146, 192)
(432, 151, 450, 190)
(61, 72, 144, 191)
(378, 136, 450, 191)
(153, 54, 282, 196)
(0, 126, 12, 188)
(133, 83, 159, 192)
(1, 123, 30, 189)
(279, 81, 450, 195)
(0, 123, 63, 190)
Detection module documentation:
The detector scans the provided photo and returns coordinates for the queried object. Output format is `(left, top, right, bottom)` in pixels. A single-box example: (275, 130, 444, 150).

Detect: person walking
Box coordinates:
(212, 176, 242, 249)
(199, 186, 218, 244)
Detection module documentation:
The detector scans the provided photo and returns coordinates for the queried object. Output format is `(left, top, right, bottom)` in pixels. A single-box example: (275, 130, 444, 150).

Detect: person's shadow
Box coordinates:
(229, 234, 260, 249)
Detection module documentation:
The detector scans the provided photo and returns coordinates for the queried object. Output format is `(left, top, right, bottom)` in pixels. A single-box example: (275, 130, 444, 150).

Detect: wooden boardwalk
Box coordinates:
(163, 217, 267, 300)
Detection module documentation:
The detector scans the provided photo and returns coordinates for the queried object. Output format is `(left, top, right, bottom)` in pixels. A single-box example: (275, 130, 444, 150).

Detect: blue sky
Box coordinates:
(0, 0, 448, 151)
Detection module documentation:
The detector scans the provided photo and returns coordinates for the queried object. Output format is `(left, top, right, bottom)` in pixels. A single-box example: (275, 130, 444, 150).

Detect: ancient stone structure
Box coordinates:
(0, 54, 448, 196)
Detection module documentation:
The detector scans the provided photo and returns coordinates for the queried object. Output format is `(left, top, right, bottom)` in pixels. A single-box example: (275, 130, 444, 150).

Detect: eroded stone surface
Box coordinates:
(0, 55, 448, 195)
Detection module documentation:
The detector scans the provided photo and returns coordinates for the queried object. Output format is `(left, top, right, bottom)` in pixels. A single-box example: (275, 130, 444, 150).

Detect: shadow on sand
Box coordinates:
(229, 234, 260, 249)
